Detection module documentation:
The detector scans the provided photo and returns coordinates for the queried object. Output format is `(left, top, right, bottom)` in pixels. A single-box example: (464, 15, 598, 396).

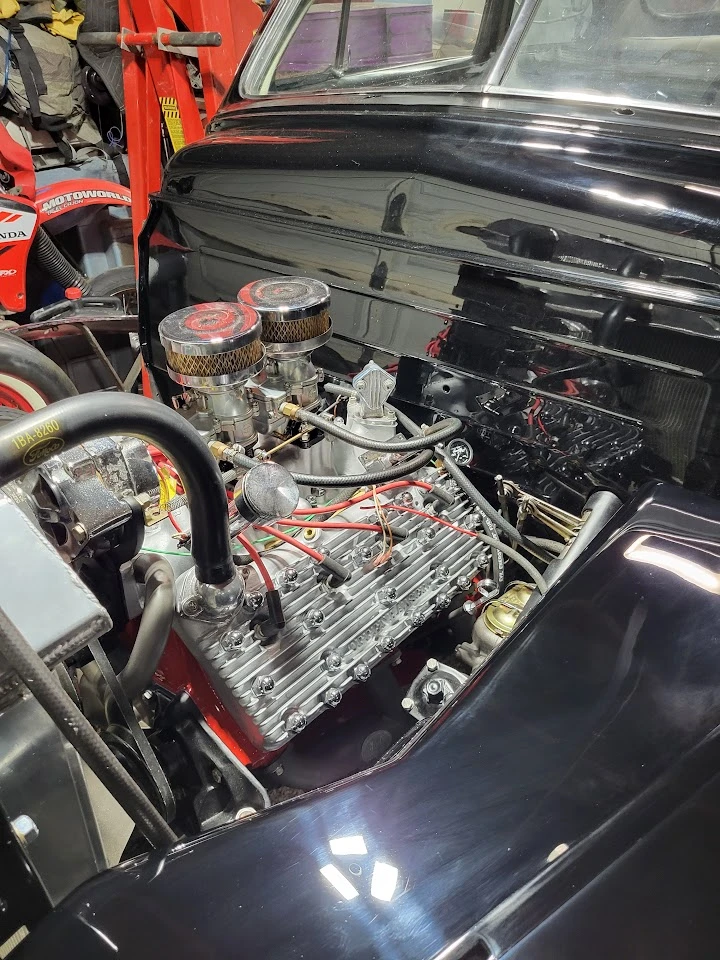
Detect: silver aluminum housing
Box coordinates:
(174, 475, 487, 749)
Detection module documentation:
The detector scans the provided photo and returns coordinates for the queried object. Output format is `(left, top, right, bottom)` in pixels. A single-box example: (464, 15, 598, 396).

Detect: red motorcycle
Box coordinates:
(0, 123, 135, 410)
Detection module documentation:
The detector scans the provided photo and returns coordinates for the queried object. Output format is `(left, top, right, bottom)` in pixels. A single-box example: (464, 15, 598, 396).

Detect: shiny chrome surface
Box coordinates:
(159, 302, 262, 356)
(21, 482, 720, 958)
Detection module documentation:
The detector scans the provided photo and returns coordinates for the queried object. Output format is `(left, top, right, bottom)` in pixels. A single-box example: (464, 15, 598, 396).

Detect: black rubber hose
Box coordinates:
(0, 394, 234, 585)
(228, 446, 435, 487)
(0, 332, 78, 404)
(285, 404, 463, 452)
(33, 226, 91, 294)
(0, 605, 177, 849)
(119, 555, 175, 702)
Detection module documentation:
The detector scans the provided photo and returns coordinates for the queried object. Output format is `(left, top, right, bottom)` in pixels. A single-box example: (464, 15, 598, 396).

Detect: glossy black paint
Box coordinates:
(20, 482, 720, 958)
(140, 94, 720, 502)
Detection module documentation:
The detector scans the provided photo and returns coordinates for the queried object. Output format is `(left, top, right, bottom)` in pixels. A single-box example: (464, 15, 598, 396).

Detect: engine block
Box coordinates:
(175, 474, 487, 749)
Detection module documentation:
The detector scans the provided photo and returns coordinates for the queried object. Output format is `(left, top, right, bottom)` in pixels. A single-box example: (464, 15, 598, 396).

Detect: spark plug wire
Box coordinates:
(236, 532, 275, 592)
(253, 524, 326, 563)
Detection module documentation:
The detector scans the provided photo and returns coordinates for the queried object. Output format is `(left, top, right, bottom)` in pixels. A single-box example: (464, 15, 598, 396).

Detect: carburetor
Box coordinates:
(159, 301, 265, 447)
(239, 276, 331, 439)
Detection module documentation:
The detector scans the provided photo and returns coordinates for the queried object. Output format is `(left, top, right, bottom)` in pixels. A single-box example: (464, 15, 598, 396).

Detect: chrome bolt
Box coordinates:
(182, 596, 201, 617)
(221, 627, 245, 651)
(410, 612, 425, 628)
(401, 697, 415, 713)
(352, 662, 371, 682)
(11, 815, 38, 847)
(244, 592, 264, 612)
(284, 710, 307, 734)
(323, 650, 343, 672)
(456, 575, 472, 590)
(361, 545, 375, 561)
(324, 686, 342, 708)
(377, 634, 396, 653)
(377, 586, 397, 605)
(417, 528, 436, 545)
(437, 565, 450, 580)
(283, 567, 299, 584)
(253, 676, 275, 696)
(307, 609, 325, 627)
(426, 658, 439, 673)
(436, 593, 452, 610)
(465, 513, 481, 531)
(463, 600, 480, 616)
(400, 491, 414, 505)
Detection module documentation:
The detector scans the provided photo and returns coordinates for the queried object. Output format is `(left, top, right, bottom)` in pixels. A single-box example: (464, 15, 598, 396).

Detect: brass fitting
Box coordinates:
(208, 439, 231, 461)
(279, 401, 301, 419)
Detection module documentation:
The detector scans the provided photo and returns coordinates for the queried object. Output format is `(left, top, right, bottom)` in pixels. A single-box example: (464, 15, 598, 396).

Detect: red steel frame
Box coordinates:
(118, 0, 262, 252)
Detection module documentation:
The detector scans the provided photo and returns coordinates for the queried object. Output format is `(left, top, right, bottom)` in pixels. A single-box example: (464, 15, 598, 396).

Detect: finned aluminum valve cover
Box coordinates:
(175, 477, 486, 749)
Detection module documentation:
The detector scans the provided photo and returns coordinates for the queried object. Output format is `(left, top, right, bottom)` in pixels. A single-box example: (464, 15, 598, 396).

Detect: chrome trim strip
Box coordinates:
(481, 84, 720, 122)
(482, 0, 541, 87)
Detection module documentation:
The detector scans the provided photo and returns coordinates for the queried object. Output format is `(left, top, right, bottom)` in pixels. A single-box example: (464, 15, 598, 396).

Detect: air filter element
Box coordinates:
(238, 277, 332, 358)
(159, 302, 264, 390)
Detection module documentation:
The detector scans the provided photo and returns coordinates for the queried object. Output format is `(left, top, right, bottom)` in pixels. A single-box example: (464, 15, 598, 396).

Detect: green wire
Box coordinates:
(139, 546, 189, 557)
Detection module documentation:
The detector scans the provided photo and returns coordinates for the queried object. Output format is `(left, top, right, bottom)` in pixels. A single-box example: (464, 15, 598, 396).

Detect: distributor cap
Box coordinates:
(238, 276, 332, 357)
(159, 302, 264, 389)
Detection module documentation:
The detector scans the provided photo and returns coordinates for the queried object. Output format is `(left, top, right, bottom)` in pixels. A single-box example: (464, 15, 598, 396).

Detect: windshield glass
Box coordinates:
(243, 0, 512, 95)
(500, 0, 720, 111)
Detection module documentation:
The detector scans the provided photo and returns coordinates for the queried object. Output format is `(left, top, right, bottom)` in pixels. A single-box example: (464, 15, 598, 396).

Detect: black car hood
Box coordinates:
(139, 98, 720, 502)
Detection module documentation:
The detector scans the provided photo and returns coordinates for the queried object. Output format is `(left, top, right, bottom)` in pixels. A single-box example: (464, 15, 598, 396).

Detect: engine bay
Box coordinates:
(0, 276, 623, 879)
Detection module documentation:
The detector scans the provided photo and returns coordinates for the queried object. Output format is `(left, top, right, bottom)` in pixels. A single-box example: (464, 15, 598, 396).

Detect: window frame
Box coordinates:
(238, 0, 720, 123)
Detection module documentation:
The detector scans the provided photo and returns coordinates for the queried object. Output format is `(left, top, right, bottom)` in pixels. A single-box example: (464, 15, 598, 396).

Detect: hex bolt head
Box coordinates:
(436, 565, 450, 580)
(324, 686, 342, 708)
(378, 586, 397, 605)
(426, 658, 439, 673)
(352, 662, 371, 682)
(323, 650, 343, 672)
(283, 567, 299, 585)
(253, 676, 275, 696)
(401, 697, 415, 713)
(410, 612, 425, 628)
(307, 608, 325, 627)
(244, 592, 264, 612)
(284, 710, 307, 734)
(456, 575, 472, 590)
(11, 815, 38, 847)
(424, 678, 445, 705)
(221, 628, 245, 651)
(377, 634, 396, 653)
(182, 596, 201, 617)
(436, 593, 452, 610)
(71, 522, 88, 544)
(463, 600, 480, 616)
